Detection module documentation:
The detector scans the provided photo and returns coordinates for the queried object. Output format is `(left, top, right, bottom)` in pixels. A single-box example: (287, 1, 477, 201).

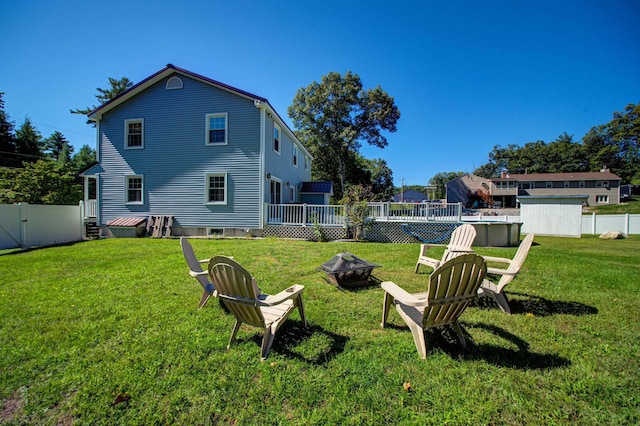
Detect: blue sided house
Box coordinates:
(81, 64, 323, 237)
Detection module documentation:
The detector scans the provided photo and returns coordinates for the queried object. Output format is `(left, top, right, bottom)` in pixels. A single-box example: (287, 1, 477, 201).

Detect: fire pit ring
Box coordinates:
(317, 253, 381, 289)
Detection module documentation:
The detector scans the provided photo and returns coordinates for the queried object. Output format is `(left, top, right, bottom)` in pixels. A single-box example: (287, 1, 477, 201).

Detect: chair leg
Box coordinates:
(260, 327, 276, 361)
(407, 322, 427, 359)
(198, 291, 211, 309)
(451, 322, 467, 349)
(491, 292, 512, 315)
(227, 320, 242, 350)
(381, 292, 394, 327)
(414, 262, 421, 273)
(295, 296, 308, 328)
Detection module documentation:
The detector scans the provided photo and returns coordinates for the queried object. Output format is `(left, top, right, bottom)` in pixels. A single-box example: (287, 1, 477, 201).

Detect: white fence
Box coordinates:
(0, 203, 84, 250)
(265, 202, 464, 226)
(582, 213, 640, 235)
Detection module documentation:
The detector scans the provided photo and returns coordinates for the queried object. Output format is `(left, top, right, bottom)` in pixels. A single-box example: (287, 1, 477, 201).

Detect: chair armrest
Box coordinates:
(189, 270, 208, 278)
(486, 267, 518, 276)
(482, 255, 511, 264)
(261, 284, 305, 306)
(381, 281, 426, 307)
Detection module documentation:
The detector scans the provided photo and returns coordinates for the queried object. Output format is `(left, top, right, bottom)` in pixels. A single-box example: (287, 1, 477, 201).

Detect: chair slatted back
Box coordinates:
(208, 256, 266, 328)
(180, 237, 210, 289)
(441, 224, 477, 263)
(497, 233, 535, 290)
(423, 253, 486, 329)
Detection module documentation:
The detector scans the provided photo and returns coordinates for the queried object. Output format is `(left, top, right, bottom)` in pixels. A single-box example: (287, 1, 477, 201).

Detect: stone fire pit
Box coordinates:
(318, 253, 381, 289)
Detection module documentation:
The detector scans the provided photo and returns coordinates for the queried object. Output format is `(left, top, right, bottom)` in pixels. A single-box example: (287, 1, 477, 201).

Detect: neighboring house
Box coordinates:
(81, 64, 314, 237)
(446, 170, 621, 207)
(392, 189, 428, 203)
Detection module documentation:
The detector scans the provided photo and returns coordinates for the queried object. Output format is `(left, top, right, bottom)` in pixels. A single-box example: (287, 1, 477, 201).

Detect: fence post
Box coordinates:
(457, 202, 463, 222)
(303, 204, 307, 227)
(625, 213, 630, 235)
(591, 212, 596, 235)
(19, 202, 28, 249)
(79, 201, 85, 239)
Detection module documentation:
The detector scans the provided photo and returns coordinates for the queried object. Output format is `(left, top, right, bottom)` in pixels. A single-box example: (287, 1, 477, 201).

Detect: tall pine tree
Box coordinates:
(0, 92, 18, 167)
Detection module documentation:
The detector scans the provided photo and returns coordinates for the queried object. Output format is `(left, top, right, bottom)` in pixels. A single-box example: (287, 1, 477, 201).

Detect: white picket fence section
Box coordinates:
(0, 203, 84, 250)
(581, 213, 640, 235)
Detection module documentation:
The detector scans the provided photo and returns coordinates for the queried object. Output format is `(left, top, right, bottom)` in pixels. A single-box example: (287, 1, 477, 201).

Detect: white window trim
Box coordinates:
(125, 119, 144, 149)
(579, 180, 586, 188)
(596, 195, 609, 204)
(269, 177, 283, 204)
(304, 156, 309, 172)
(166, 76, 183, 90)
(564, 181, 570, 188)
(205, 172, 228, 205)
(205, 113, 228, 146)
(273, 124, 281, 154)
(293, 144, 298, 167)
(545, 181, 553, 188)
(125, 175, 144, 205)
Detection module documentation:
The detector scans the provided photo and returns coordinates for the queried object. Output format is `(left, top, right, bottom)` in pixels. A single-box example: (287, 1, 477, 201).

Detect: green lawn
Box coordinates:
(1, 236, 639, 425)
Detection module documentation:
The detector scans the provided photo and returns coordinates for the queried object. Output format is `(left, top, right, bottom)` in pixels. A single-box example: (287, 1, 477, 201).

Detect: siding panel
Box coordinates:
(98, 74, 263, 228)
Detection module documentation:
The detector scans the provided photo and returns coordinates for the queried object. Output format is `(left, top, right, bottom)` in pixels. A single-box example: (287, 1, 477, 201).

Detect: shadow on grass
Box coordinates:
(473, 292, 598, 317)
(243, 321, 349, 365)
(385, 322, 570, 370)
(316, 274, 383, 292)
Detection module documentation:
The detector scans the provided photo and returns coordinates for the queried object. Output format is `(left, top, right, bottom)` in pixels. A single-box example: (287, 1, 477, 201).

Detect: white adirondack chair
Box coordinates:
(208, 256, 307, 360)
(478, 233, 535, 314)
(415, 224, 477, 273)
(382, 253, 487, 358)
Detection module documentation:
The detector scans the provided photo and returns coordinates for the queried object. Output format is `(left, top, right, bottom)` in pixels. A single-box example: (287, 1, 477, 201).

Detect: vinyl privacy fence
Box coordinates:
(581, 213, 640, 236)
(0, 203, 84, 250)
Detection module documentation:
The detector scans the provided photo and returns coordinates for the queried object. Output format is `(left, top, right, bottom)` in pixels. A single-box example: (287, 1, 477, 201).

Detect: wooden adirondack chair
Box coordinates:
(180, 237, 216, 309)
(478, 233, 535, 314)
(382, 253, 487, 358)
(208, 256, 307, 361)
(415, 224, 477, 273)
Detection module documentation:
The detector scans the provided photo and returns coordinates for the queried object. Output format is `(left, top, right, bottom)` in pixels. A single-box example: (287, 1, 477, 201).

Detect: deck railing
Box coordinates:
(83, 199, 97, 219)
(265, 202, 464, 226)
(266, 204, 346, 226)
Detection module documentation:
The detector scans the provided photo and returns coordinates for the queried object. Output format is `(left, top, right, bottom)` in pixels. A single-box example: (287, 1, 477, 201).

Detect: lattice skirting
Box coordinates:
(364, 222, 453, 244)
(263, 225, 348, 241)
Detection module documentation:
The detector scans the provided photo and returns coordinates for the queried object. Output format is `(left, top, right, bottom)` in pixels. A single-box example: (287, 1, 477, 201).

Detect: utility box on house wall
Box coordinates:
(518, 195, 588, 237)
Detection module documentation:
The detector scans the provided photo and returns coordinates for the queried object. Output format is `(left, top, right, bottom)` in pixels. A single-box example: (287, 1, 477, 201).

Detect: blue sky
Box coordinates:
(2, 0, 639, 186)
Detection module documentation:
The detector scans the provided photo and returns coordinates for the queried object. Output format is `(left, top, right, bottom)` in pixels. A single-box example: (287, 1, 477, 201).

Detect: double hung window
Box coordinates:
(125, 119, 144, 148)
(125, 175, 143, 204)
(206, 113, 228, 145)
(206, 173, 227, 204)
(273, 125, 280, 153)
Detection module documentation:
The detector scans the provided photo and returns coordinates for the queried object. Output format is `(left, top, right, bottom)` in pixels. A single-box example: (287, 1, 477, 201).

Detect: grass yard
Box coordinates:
(1, 235, 639, 425)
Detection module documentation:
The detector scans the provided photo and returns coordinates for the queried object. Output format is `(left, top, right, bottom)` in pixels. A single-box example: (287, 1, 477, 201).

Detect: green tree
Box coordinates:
(288, 71, 400, 199)
(14, 117, 43, 164)
(365, 158, 394, 201)
(0, 159, 82, 204)
(583, 102, 640, 184)
(44, 130, 73, 163)
(340, 184, 375, 241)
(0, 92, 18, 168)
(72, 144, 96, 172)
(71, 76, 133, 124)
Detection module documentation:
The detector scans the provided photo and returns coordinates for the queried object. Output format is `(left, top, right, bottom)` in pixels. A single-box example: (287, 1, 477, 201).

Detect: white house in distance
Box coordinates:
(81, 64, 321, 237)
